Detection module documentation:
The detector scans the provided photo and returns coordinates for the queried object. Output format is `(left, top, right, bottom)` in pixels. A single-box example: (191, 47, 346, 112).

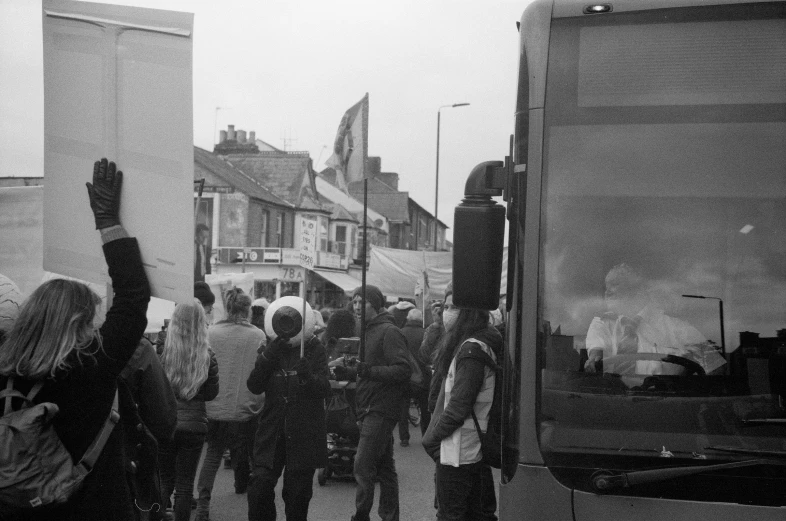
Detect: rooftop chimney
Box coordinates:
(368, 156, 381, 178)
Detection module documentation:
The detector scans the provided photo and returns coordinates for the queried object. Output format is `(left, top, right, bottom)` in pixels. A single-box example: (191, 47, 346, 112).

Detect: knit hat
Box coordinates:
(352, 284, 385, 311)
(252, 297, 270, 310)
(193, 281, 216, 307)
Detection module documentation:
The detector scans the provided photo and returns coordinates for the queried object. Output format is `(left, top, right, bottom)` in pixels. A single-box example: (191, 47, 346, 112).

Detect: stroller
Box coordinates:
(319, 378, 359, 486)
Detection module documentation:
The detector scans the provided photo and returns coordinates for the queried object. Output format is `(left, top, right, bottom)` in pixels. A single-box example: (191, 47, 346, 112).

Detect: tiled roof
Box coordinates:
(224, 153, 328, 213)
(348, 179, 410, 222)
(364, 192, 410, 222)
(318, 167, 340, 186)
(328, 203, 358, 223)
(348, 177, 397, 194)
(193, 147, 291, 207)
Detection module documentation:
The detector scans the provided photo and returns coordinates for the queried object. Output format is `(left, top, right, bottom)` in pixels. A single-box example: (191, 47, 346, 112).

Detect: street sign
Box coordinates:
(299, 217, 317, 270)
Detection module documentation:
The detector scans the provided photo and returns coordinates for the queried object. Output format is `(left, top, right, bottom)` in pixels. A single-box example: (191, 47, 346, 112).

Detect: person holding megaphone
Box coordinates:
(245, 296, 331, 521)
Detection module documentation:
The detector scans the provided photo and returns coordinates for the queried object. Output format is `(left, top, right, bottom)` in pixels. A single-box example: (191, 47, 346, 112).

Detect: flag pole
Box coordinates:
(301, 269, 307, 358)
(422, 249, 427, 327)
(360, 178, 368, 363)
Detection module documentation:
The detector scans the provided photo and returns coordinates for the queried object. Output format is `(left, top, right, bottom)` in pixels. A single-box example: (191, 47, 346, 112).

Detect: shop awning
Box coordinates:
(313, 269, 362, 295)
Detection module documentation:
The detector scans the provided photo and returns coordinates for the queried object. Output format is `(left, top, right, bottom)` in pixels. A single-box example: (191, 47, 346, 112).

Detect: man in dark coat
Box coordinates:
(334, 285, 411, 521)
(246, 330, 331, 521)
(400, 308, 429, 441)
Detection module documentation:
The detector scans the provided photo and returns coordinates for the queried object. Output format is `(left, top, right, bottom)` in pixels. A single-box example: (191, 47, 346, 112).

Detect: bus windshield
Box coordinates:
(538, 3, 786, 504)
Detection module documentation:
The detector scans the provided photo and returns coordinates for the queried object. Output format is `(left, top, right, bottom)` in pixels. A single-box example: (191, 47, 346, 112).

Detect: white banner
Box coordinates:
(299, 217, 317, 270)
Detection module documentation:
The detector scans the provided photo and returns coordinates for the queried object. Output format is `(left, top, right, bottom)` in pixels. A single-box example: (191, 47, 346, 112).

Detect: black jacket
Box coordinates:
(355, 311, 411, 421)
(0, 237, 150, 521)
(119, 338, 177, 443)
(247, 336, 331, 470)
(173, 351, 219, 434)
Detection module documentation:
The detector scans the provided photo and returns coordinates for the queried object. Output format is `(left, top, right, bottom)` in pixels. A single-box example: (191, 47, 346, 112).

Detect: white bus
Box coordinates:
(452, 0, 786, 519)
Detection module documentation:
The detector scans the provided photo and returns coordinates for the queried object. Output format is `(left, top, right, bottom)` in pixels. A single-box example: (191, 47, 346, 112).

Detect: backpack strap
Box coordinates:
(75, 389, 121, 476)
(0, 377, 44, 416)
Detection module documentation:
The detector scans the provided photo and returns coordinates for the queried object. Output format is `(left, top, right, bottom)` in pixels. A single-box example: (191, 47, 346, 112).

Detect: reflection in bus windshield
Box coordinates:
(583, 263, 726, 377)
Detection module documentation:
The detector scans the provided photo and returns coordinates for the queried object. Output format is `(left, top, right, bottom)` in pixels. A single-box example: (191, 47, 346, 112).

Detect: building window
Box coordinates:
(276, 213, 284, 247)
(319, 216, 329, 252)
(261, 210, 269, 247)
(335, 225, 347, 255)
(419, 215, 429, 246)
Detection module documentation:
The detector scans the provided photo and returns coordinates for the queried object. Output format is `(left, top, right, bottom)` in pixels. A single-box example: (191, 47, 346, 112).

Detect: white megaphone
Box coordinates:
(264, 296, 315, 347)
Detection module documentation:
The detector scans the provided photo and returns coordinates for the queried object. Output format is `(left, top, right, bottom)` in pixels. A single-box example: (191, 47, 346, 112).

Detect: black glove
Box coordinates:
(85, 158, 123, 230)
(263, 337, 290, 364)
(356, 361, 371, 379)
(293, 357, 311, 378)
(333, 365, 357, 382)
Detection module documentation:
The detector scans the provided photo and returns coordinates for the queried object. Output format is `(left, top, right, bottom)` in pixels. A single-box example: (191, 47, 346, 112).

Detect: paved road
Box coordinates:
(190, 424, 499, 521)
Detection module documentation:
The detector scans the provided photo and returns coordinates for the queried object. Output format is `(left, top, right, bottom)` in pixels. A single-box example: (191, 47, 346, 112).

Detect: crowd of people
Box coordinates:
(0, 159, 506, 521)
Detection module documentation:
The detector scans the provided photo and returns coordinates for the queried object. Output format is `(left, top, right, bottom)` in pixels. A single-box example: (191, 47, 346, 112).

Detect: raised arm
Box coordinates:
(88, 158, 151, 374)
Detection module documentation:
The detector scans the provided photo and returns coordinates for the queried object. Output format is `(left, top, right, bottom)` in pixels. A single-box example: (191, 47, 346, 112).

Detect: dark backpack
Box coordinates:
(0, 377, 119, 511)
(401, 346, 427, 393)
(470, 342, 505, 469)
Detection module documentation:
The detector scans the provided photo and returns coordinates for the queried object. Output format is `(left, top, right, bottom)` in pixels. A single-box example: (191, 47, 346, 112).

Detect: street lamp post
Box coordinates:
(682, 294, 726, 356)
(434, 102, 470, 251)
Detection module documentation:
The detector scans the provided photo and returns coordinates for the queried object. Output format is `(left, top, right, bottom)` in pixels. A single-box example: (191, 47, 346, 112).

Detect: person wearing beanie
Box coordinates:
(421, 283, 452, 415)
(390, 300, 416, 329)
(398, 308, 429, 445)
(250, 298, 269, 331)
(334, 285, 411, 521)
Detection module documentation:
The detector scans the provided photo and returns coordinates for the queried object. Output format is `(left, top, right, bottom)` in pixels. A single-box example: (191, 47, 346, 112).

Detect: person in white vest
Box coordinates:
(422, 292, 502, 521)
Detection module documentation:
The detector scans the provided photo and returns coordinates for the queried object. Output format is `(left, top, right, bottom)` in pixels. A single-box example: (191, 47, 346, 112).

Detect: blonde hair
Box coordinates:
(160, 299, 211, 400)
(0, 279, 101, 379)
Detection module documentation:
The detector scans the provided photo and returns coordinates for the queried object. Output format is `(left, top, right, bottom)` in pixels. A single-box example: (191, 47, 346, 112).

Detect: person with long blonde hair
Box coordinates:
(0, 158, 151, 520)
(156, 300, 219, 521)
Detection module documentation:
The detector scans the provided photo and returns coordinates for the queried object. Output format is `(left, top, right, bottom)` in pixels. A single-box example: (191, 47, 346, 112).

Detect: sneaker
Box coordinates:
(400, 439, 409, 447)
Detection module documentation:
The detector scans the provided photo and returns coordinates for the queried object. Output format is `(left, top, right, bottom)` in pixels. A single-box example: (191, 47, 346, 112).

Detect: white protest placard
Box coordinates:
(299, 217, 317, 270)
(42, 0, 195, 304)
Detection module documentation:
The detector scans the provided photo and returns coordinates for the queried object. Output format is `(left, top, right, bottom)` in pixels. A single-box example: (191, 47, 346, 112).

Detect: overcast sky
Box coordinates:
(0, 0, 529, 239)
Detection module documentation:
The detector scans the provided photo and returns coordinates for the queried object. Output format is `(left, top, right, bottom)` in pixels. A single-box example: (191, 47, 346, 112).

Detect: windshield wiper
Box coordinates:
(590, 457, 785, 493)
(706, 445, 786, 458)
(741, 418, 786, 425)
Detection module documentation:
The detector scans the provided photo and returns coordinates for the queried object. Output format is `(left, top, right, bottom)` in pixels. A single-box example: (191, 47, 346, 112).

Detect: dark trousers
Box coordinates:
(400, 387, 432, 438)
(247, 435, 315, 521)
(157, 430, 206, 521)
(397, 387, 411, 443)
(196, 418, 257, 518)
(435, 460, 497, 521)
(352, 413, 399, 521)
(415, 388, 431, 436)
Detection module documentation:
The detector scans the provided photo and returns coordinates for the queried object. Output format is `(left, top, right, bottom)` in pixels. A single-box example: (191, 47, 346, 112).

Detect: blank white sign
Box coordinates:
(42, 0, 195, 303)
